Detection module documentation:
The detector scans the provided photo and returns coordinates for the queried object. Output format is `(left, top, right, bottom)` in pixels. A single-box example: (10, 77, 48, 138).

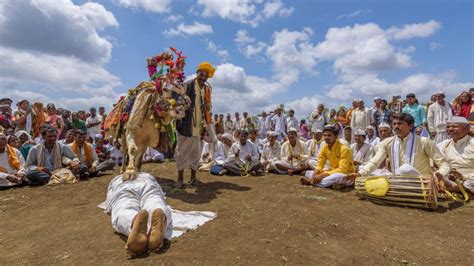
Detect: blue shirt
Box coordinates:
(402, 103, 426, 127)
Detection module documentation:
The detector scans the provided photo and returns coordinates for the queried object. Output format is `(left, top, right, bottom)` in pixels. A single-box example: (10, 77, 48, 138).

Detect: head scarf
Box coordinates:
(197, 62, 215, 78)
(455, 91, 472, 118)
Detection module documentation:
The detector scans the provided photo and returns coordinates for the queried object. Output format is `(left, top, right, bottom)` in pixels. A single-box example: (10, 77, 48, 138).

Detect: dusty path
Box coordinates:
(0, 162, 472, 265)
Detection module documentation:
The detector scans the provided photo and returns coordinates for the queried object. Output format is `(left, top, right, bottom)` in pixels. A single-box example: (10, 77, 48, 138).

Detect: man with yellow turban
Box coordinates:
(175, 62, 215, 188)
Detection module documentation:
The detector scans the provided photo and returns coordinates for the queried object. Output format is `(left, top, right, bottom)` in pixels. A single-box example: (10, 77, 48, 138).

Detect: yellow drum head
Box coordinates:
(364, 177, 389, 197)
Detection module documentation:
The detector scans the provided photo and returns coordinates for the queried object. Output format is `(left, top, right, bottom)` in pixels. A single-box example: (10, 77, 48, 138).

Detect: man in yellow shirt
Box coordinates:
(300, 125, 355, 188)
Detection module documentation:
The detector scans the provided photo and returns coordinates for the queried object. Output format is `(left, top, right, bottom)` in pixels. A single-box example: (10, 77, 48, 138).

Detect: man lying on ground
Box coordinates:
(102, 172, 172, 257)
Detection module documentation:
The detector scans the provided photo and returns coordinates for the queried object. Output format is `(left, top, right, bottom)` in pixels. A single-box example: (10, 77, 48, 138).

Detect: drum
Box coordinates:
(355, 175, 438, 210)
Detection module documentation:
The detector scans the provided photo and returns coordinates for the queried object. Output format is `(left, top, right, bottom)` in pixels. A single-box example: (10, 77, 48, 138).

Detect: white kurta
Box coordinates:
(201, 141, 226, 165)
(427, 102, 453, 144)
(306, 139, 324, 169)
(437, 135, 474, 193)
(351, 108, 372, 131)
(350, 142, 375, 171)
(0, 148, 26, 187)
(227, 140, 259, 164)
(286, 116, 299, 131)
(102, 173, 173, 239)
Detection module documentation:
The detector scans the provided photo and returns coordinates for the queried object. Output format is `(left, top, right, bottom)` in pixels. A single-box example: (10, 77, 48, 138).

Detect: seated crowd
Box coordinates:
(200, 90, 474, 195)
(0, 100, 165, 187)
(0, 89, 473, 195)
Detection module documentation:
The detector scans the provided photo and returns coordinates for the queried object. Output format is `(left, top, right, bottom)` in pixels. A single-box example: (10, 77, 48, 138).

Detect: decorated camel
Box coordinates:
(104, 48, 191, 180)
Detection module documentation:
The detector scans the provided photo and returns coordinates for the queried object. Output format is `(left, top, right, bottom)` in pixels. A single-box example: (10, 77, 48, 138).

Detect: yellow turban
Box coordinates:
(197, 62, 215, 78)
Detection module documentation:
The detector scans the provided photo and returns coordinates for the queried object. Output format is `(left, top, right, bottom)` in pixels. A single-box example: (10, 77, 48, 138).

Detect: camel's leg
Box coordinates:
(123, 131, 139, 181)
(135, 146, 146, 172)
(120, 135, 127, 174)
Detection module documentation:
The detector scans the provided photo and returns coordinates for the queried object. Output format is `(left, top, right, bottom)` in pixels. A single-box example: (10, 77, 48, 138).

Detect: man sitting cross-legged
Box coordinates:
(0, 133, 27, 187)
(261, 131, 281, 173)
(69, 130, 112, 179)
(102, 172, 172, 257)
(222, 130, 263, 176)
(300, 125, 355, 188)
(350, 129, 375, 172)
(25, 126, 81, 185)
(306, 129, 324, 170)
(436, 116, 474, 194)
(274, 128, 309, 175)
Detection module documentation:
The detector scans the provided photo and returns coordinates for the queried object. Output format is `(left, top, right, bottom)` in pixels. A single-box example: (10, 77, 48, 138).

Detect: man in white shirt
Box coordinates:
(351, 100, 373, 131)
(0, 133, 26, 187)
(309, 104, 328, 132)
(222, 130, 263, 176)
(436, 116, 473, 194)
(199, 131, 226, 172)
(234, 112, 241, 130)
(350, 129, 375, 171)
(257, 111, 269, 139)
(286, 109, 299, 133)
(274, 128, 309, 175)
(306, 129, 324, 169)
(261, 131, 281, 172)
(86, 107, 101, 139)
(427, 91, 453, 144)
(269, 108, 287, 141)
(365, 126, 380, 147)
(224, 113, 235, 134)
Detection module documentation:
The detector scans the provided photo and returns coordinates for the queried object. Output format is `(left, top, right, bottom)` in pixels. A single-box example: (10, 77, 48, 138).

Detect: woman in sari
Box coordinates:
(15, 130, 35, 160)
(452, 91, 472, 119)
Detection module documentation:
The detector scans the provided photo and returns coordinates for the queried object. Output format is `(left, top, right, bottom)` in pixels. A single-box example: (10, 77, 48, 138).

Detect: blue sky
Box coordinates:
(0, 0, 472, 116)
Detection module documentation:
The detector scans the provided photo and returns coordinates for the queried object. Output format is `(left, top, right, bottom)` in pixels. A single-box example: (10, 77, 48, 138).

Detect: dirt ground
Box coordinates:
(0, 162, 472, 265)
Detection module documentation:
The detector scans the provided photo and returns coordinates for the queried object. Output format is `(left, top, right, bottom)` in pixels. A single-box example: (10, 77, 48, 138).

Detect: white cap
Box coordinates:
(354, 129, 366, 136)
(366, 125, 375, 130)
(447, 116, 469, 124)
(313, 129, 323, 133)
(95, 134, 103, 139)
(288, 127, 298, 134)
(378, 122, 391, 129)
(374, 96, 381, 101)
(221, 133, 233, 141)
(267, 131, 277, 137)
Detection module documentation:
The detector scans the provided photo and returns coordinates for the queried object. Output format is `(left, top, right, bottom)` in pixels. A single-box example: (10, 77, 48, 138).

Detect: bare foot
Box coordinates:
(147, 209, 166, 252)
(126, 210, 149, 257)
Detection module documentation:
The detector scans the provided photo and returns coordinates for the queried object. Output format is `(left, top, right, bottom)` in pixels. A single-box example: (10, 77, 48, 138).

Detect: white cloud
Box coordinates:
(234, 30, 267, 58)
(314, 23, 412, 77)
(81, 2, 119, 30)
(387, 20, 441, 40)
(117, 0, 171, 13)
(197, 0, 294, 27)
(0, 0, 115, 64)
(164, 22, 213, 37)
(0, 0, 122, 111)
(206, 39, 230, 62)
(336, 10, 366, 20)
(163, 14, 183, 23)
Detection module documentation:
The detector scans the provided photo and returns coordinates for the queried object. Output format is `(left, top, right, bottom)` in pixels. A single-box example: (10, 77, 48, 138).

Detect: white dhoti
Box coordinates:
(175, 134, 202, 171)
(308, 159, 317, 170)
(103, 173, 173, 239)
(304, 171, 353, 188)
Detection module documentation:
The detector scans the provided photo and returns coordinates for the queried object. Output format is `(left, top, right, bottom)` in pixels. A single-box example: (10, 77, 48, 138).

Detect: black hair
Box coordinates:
(41, 125, 57, 136)
(392, 112, 415, 126)
(323, 125, 338, 136)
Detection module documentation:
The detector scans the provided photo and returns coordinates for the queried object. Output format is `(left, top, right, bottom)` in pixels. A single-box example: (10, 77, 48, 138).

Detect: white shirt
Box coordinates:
(437, 135, 473, 178)
(261, 141, 281, 164)
(286, 116, 299, 132)
(351, 108, 372, 130)
(86, 115, 101, 136)
(201, 141, 226, 165)
(271, 114, 287, 135)
(0, 148, 26, 187)
(309, 111, 327, 132)
(427, 102, 453, 134)
(227, 140, 259, 163)
(257, 117, 269, 138)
